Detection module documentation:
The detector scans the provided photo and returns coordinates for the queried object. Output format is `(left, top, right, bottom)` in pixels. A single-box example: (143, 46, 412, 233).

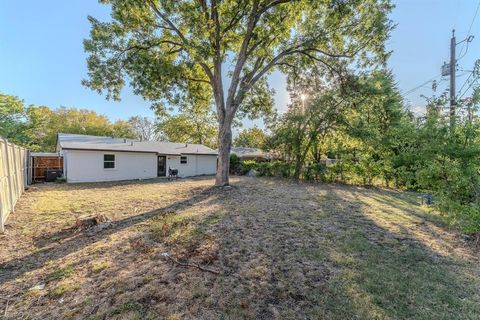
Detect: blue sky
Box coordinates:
(0, 0, 479, 123)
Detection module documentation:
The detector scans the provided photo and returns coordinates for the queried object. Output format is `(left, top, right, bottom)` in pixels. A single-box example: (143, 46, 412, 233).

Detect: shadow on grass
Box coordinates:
(0, 185, 219, 286)
(30, 175, 216, 191)
(166, 179, 478, 319)
(114, 178, 477, 319)
(366, 191, 448, 228)
(2, 177, 478, 319)
(315, 188, 478, 319)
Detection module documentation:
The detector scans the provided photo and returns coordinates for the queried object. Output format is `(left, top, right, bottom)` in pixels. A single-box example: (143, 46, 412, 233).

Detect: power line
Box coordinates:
(466, 2, 479, 36)
(457, 73, 478, 100)
(402, 3, 479, 114)
(458, 68, 474, 73)
(402, 72, 468, 99)
(457, 39, 471, 61)
(458, 82, 476, 100)
(456, 71, 471, 77)
(457, 72, 473, 96)
(458, 1, 480, 57)
(402, 75, 442, 96)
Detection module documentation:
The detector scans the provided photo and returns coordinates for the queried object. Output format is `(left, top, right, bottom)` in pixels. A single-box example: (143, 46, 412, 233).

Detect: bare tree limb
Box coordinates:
(161, 253, 220, 275)
(185, 77, 211, 85)
(255, 0, 297, 20)
(148, 0, 188, 45)
(222, 2, 249, 34)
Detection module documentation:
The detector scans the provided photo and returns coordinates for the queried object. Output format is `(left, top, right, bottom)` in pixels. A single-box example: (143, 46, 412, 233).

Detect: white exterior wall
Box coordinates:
(196, 155, 217, 175)
(64, 150, 157, 183)
(166, 155, 195, 177)
(166, 154, 217, 177)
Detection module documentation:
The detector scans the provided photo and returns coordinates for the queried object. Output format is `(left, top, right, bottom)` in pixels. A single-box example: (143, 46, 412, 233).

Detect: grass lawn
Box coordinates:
(0, 176, 479, 319)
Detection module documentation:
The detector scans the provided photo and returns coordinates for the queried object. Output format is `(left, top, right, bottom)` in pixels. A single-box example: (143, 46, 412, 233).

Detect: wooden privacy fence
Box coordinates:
(0, 138, 29, 232)
(31, 153, 63, 182)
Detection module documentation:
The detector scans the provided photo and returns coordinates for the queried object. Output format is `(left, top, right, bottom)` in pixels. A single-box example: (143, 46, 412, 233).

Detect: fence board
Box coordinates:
(32, 155, 63, 182)
(0, 138, 28, 232)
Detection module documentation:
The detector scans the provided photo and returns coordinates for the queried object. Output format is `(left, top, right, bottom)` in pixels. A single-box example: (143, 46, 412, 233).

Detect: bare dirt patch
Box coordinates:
(1, 176, 479, 319)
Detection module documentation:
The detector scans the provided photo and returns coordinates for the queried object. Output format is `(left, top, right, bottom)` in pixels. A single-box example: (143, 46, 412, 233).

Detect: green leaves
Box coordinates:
(0, 94, 138, 151)
(234, 126, 267, 148)
(155, 101, 218, 148)
(83, 0, 394, 184)
(0, 93, 29, 145)
(83, 0, 393, 116)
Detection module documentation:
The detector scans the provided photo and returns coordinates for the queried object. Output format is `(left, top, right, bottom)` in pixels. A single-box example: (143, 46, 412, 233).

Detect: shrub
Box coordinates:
(255, 162, 271, 176)
(324, 162, 344, 183)
(56, 176, 67, 183)
(254, 161, 292, 177)
(229, 154, 241, 174)
(239, 160, 257, 174)
(270, 161, 292, 178)
(436, 199, 480, 235)
(303, 163, 327, 181)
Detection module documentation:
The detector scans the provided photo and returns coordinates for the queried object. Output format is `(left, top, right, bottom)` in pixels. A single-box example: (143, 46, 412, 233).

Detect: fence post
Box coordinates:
(13, 145, 18, 198)
(27, 150, 33, 185)
(0, 192, 3, 233)
(26, 149, 30, 186)
(4, 139, 15, 214)
(0, 139, 4, 233)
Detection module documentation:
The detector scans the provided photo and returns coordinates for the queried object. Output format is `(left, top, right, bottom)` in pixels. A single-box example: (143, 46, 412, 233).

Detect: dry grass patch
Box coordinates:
(50, 265, 75, 281)
(1, 176, 479, 319)
(91, 260, 110, 273)
(51, 280, 80, 298)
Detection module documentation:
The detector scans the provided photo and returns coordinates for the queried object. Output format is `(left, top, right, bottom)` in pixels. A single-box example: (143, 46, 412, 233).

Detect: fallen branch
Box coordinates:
(161, 253, 220, 275)
(0, 295, 13, 316)
(3, 298, 9, 318)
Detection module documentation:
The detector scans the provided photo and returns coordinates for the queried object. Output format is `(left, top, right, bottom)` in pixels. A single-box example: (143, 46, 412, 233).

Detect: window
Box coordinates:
(180, 156, 187, 164)
(104, 154, 115, 169)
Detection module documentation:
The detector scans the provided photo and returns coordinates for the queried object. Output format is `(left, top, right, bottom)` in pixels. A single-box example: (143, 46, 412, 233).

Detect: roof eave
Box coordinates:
(61, 147, 158, 154)
(181, 152, 218, 156)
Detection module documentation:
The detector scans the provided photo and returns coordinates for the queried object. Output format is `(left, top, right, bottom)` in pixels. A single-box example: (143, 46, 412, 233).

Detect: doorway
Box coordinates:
(157, 156, 166, 177)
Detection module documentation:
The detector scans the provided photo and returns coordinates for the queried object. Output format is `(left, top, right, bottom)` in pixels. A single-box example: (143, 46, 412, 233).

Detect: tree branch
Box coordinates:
(226, 0, 260, 115)
(111, 39, 183, 64)
(255, 0, 297, 20)
(185, 77, 211, 85)
(222, 2, 249, 34)
(148, 0, 188, 44)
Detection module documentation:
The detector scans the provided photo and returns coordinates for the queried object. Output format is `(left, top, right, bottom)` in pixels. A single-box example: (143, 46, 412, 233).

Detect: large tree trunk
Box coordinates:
(215, 119, 233, 186)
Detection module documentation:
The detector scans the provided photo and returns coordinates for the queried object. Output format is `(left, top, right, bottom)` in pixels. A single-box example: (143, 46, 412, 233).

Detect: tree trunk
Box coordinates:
(293, 155, 302, 180)
(215, 119, 233, 186)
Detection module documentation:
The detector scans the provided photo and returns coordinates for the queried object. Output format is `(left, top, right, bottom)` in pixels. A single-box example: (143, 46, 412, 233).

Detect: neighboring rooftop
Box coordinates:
(57, 133, 217, 155)
(231, 147, 269, 160)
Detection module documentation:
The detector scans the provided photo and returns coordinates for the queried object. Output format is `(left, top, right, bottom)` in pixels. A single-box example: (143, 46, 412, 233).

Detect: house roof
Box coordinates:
(231, 147, 268, 159)
(57, 133, 218, 156)
(31, 152, 61, 157)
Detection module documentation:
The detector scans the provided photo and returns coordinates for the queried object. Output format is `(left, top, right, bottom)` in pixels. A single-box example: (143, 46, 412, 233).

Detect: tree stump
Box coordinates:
(74, 213, 110, 231)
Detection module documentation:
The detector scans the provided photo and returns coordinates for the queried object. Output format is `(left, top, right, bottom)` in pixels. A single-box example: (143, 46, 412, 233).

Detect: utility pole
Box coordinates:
(450, 29, 456, 128)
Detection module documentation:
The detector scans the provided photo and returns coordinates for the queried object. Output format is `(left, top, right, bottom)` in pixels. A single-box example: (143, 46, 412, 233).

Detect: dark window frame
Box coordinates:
(103, 154, 115, 169)
(180, 156, 187, 164)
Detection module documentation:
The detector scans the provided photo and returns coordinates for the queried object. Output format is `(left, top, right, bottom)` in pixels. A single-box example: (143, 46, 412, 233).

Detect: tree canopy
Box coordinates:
(253, 60, 480, 234)
(128, 116, 161, 141)
(83, 0, 394, 185)
(234, 126, 267, 148)
(0, 93, 30, 146)
(0, 93, 137, 151)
